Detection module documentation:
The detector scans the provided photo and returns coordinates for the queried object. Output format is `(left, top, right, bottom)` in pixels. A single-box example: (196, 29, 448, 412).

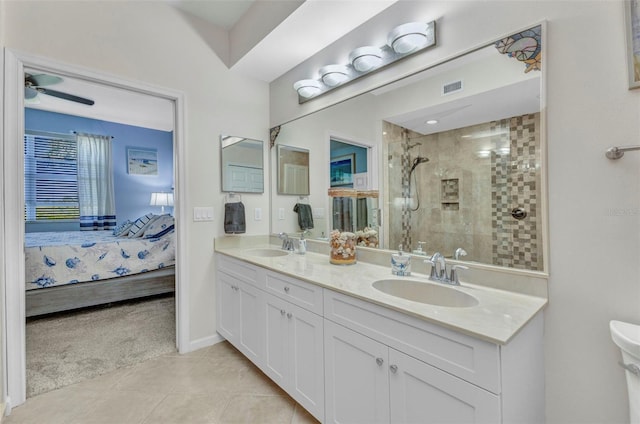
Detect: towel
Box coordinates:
(224, 202, 246, 234)
(293, 203, 314, 230)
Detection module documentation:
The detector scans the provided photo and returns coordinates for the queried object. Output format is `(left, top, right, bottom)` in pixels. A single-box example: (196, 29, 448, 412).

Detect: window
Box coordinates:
(24, 131, 79, 221)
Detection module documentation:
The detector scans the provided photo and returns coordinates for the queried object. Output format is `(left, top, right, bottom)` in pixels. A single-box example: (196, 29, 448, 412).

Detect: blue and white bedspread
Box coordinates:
(24, 231, 175, 290)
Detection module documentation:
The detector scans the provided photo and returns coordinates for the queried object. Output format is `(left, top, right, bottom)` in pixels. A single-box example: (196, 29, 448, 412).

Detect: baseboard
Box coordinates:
(185, 333, 225, 353)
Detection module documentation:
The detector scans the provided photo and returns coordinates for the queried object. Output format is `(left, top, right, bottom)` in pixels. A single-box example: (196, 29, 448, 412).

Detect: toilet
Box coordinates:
(610, 320, 640, 424)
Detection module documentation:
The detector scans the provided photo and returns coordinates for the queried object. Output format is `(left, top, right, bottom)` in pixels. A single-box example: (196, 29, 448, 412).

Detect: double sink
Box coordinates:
(244, 247, 478, 308)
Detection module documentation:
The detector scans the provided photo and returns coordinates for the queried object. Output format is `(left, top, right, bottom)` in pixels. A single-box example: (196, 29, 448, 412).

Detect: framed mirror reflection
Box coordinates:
(270, 24, 545, 273)
(220, 135, 264, 193)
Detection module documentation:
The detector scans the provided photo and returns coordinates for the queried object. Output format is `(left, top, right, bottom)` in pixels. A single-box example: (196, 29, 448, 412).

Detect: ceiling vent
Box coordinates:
(442, 80, 463, 96)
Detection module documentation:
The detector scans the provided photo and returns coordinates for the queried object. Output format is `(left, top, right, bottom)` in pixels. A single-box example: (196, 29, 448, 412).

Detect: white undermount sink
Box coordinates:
(244, 248, 290, 258)
(372, 279, 479, 308)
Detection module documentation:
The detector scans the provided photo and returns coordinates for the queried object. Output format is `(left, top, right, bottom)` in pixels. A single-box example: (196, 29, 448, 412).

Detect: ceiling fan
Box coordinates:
(24, 73, 95, 106)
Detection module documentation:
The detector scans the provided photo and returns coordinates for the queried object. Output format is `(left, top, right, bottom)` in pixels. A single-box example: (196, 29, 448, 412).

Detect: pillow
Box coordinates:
(112, 220, 133, 237)
(142, 214, 175, 239)
(127, 213, 157, 238)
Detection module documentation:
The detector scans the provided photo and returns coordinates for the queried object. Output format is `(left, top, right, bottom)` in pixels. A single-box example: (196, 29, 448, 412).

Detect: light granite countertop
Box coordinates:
(214, 236, 547, 345)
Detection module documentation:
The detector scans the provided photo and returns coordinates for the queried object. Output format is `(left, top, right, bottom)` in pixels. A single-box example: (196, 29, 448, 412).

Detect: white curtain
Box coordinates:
(77, 133, 116, 230)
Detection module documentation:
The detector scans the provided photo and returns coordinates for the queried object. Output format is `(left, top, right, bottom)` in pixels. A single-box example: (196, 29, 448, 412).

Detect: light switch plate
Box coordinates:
(313, 207, 325, 218)
(254, 208, 262, 221)
(278, 208, 285, 220)
(193, 207, 214, 221)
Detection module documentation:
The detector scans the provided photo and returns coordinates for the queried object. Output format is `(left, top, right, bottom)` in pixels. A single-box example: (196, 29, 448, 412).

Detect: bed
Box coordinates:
(24, 229, 176, 317)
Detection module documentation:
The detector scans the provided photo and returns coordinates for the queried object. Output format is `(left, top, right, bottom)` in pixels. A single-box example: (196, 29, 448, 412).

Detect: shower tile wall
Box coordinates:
(492, 113, 542, 270)
(384, 112, 542, 270)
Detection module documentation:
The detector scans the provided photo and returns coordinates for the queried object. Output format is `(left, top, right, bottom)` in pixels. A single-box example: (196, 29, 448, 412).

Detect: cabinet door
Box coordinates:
(238, 282, 265, 366)
(289, 302, 324, 421)
(263, 293, 289, 387)
(217, 272, 240, 344)
(389, 348, 500, 424)
(324, 320, 389, 424)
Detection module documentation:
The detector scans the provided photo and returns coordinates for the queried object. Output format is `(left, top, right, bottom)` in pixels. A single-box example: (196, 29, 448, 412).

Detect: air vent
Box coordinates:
(442, 80, 463, 96)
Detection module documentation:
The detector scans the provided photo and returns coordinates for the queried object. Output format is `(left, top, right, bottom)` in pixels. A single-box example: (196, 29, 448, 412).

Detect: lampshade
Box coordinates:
(293, 79, 322, 98)
(150, 192, 173, 213)
(319, 64, 350, 87)
(349, 46, 383, 72)
(388, 22, 431, 54)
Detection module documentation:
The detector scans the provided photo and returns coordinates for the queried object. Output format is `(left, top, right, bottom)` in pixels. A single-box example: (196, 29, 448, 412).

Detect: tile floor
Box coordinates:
(5, 341, 320, 424)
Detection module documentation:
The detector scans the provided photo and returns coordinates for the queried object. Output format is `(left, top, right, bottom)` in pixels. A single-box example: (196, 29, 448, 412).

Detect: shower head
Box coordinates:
(410, 156, 429, 173)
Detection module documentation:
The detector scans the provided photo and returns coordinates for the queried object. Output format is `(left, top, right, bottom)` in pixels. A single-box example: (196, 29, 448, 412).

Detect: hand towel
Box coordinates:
(293, 203, 314, 230)
(224, 201, 246, 234)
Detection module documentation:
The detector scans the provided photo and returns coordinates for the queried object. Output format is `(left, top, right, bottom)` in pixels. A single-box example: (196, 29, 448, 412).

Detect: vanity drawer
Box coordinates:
(217, 254, 262, 287)
(264, 271, 323, 315)
(324, 289, 501, 394)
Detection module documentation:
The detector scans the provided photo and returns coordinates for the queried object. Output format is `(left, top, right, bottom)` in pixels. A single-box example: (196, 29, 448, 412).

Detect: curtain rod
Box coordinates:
(73, 131, 114, 139)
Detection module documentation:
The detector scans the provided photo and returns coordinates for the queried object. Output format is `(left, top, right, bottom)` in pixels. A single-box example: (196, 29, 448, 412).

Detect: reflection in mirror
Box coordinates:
(271, 24, 544, 273)
(220, 135, 264, 193)
(277, 144, 310, 195)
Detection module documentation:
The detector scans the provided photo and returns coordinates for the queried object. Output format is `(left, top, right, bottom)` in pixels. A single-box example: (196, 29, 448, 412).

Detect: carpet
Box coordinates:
(26, 294, 176, 398)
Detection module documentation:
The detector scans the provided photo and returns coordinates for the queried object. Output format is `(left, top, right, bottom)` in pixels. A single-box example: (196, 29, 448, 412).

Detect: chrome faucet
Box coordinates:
(278, 232, 294, 251)
(425, 252, 466, 286)
(432, 252, 446, 279)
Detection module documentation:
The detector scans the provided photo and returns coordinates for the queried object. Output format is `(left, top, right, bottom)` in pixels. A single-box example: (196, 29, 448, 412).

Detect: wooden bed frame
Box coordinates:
(25, 266, 175, 317)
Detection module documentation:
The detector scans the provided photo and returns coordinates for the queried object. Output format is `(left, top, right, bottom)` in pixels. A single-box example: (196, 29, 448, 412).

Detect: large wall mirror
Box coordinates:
(271, 24, 545, 273)
(220, 135, 264, 193)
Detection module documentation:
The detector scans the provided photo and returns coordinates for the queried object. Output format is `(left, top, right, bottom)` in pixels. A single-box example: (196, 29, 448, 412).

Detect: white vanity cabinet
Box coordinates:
(216, 255, 325, 422)
(216, 256, 265, 366)
(216, 251, 544, 424)
(264, 291, 324, 420)
(324, 289, 543, 424)
(324, 319, 501, 423)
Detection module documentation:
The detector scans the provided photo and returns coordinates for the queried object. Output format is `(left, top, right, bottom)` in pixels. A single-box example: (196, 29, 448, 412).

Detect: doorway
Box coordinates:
(3, 50, 187, 411)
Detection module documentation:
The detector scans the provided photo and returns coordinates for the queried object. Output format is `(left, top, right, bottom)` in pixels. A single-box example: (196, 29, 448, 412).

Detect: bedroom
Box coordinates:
(23, 73, 177, 396)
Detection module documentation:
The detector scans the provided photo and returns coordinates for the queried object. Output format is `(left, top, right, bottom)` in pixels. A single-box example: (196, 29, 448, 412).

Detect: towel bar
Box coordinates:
(605, 145, 640, 160)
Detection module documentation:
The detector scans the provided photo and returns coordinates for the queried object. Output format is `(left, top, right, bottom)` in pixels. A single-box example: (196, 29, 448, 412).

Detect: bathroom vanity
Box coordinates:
(215, 237, 547, 424)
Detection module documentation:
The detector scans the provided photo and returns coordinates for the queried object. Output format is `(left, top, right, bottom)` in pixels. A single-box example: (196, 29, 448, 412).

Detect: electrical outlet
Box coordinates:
(278, 208, 285, 220)
(254, 208, 262, 221)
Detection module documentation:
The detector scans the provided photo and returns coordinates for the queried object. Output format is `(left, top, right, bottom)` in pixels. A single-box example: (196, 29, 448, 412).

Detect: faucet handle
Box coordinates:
(454, 247, 468, 260)
(278, 232, 288, 240)
(449, 265, 469, 285)
(424, 259, 438, 280)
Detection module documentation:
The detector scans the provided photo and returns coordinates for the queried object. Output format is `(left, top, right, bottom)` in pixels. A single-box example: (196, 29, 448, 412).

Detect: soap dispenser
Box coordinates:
(391, 244, 411, 276)
(297, 231, 307, 255)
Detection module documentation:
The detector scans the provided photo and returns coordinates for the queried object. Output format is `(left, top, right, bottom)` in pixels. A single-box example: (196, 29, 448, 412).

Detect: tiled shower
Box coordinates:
(384, 112, 542, 271)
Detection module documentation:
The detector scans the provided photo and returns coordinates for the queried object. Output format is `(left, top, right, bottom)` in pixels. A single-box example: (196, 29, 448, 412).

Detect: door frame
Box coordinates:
(2, 48, 190, 411)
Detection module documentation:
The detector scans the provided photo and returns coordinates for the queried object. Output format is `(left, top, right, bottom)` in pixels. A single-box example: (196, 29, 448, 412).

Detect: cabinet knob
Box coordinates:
(280, 309, 286, 316)
(284, 286, 290, 293)
(376, 357, 384, 366)
(389, 364, 398, 373)
(287, 312, 292, 319)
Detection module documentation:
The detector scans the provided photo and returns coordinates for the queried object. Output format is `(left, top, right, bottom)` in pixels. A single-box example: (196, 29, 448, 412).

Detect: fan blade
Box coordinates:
(24, 87, 39, 99)
(28, 73, 63, 87)
(39, 88, 95, 106)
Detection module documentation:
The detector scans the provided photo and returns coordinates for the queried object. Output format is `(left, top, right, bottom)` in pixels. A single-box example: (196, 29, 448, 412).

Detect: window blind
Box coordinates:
(24, 131, 79, 221)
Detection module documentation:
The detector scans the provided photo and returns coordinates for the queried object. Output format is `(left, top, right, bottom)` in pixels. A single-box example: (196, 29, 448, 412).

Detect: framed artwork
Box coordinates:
(330, 154, 355, 187)
(127, 147, 158, 176)
(626, 0, 640, 89)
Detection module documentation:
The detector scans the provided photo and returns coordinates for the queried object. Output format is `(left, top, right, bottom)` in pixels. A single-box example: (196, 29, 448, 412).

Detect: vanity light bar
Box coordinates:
(293, 21, 436, 104)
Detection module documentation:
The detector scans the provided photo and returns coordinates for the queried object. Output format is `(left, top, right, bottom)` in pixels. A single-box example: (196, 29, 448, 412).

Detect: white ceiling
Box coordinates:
(25, 0, 398, 131)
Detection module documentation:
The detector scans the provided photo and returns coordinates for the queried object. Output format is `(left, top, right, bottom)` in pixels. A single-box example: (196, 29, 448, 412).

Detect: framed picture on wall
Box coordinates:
(626, 0, 640, 89)
(127, 147, 158, 176)
(330, 154, 355, 187)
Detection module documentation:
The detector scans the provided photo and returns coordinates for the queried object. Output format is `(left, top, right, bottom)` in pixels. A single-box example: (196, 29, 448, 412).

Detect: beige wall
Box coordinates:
(2, 0, 270, 353)
(271, 1, 640, 423)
